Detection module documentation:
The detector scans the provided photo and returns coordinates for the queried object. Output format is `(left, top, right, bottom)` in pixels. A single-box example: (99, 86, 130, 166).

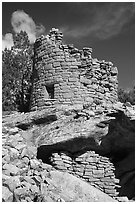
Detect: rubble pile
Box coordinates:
(2, 124, 55, 202)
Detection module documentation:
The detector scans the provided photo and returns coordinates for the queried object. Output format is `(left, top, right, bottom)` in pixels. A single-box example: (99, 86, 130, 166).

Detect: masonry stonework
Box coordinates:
(30, 28, 118, 111)
(50, 151, 120, 198)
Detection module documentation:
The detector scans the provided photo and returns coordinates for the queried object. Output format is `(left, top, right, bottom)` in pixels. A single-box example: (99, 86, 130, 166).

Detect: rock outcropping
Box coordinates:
(2, 103, 135, 202)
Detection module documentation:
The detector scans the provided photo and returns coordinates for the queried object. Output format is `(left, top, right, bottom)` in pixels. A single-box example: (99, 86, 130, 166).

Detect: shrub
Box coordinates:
(118, 86, 135, 105)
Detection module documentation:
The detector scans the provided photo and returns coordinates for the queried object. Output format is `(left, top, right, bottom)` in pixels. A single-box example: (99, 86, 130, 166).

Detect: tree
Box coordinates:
(2, 31, 33, 112)
(118, 86, 135, 105)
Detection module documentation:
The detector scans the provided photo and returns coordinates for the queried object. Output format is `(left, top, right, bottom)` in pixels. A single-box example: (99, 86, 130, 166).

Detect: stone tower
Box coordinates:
(30, 28, 118, 111)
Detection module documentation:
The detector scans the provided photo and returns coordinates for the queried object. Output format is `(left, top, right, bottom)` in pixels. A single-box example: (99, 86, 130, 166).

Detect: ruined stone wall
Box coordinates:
(30, 28, 118, 111)
(50, 151, 120, 198)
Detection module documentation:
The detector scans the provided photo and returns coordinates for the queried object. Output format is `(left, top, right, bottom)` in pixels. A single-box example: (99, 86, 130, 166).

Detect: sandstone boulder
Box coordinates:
(2, 186, 13, 202)
(49, 170, 117, 202)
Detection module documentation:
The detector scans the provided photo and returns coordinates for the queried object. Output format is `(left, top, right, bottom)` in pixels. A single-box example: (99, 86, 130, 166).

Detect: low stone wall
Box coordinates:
(50, 151, 120, 198)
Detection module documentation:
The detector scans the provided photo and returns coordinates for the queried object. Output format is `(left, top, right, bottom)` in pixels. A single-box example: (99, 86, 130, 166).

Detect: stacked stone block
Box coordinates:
(79, 59, 118, 106)
(50, 151, 120, 198)
(30, 28, 118, 111)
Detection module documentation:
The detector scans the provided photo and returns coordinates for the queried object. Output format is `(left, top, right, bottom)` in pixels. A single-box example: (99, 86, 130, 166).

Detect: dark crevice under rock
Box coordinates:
(37, 136, 101, 163)
(17, 114, 57, 130)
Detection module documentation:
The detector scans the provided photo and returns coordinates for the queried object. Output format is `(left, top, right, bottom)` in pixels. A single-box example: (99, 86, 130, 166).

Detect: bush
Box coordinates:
(118, 87, 135, 105)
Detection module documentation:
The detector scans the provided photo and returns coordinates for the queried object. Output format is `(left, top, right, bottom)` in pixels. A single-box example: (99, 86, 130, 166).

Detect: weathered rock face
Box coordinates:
(49, 170, 117, 202)
(2, 103, 135, 202)
(30, 28, 118, 111)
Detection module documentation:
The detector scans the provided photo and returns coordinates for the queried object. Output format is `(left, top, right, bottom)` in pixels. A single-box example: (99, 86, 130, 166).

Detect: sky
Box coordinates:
(2, 2, 135, 89)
